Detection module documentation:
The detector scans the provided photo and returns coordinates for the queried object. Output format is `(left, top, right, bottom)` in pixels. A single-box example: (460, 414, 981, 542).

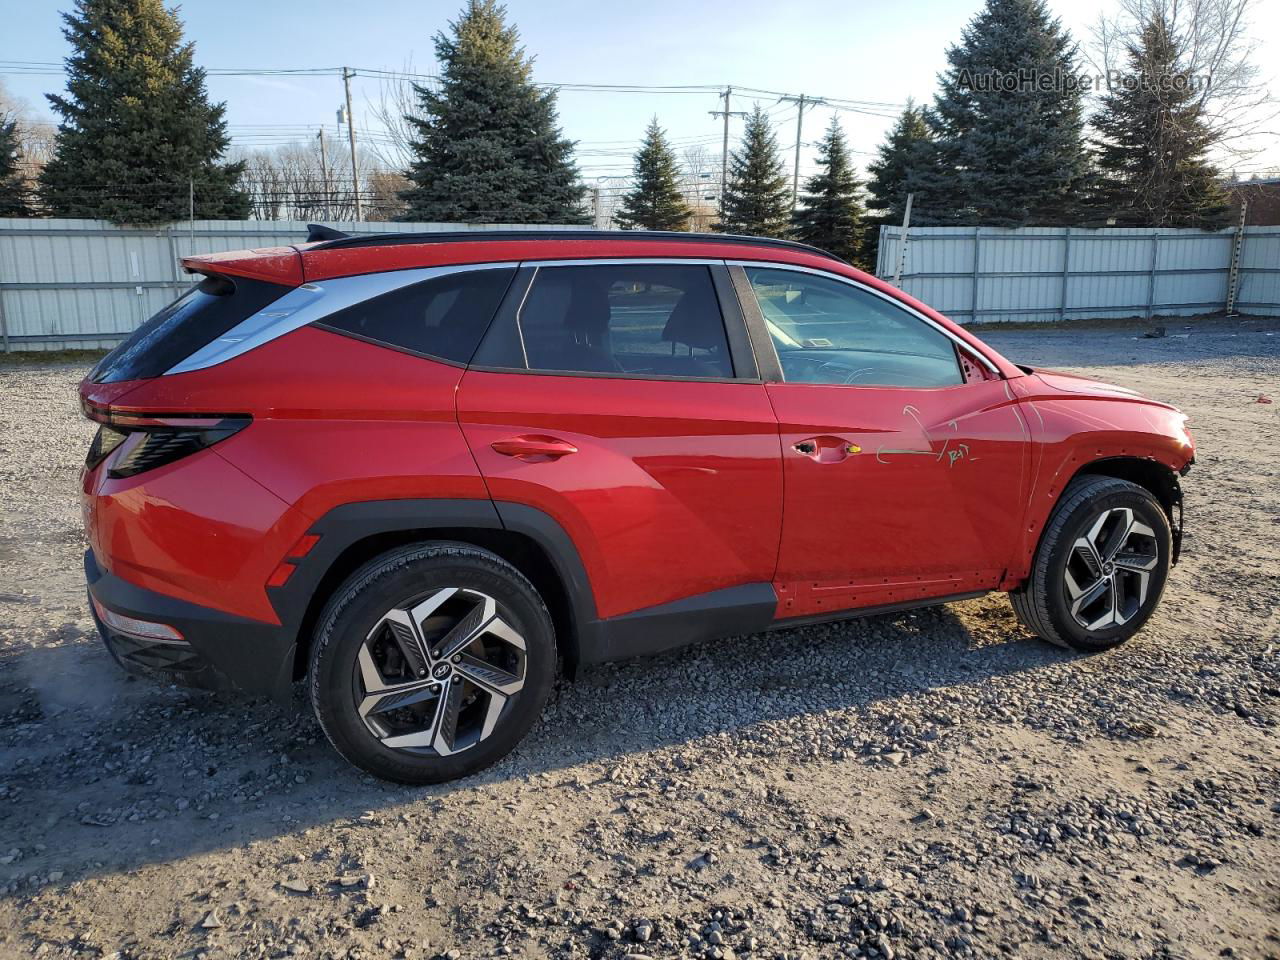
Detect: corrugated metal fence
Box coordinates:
(0, 218, 580, 352)
(875, 225, 1280, 323)
(4, 220, 1277, 350)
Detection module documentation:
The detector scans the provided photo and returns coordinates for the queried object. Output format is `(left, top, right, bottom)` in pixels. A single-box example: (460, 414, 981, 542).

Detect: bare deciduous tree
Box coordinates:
(0, 80, 56, 202)
(366, 169, 410, 221)
(1090, 0, 1276, 161)
(680, 145, 720, 231)
(366, 63, 428, 173)
(233, 139, 402, 222)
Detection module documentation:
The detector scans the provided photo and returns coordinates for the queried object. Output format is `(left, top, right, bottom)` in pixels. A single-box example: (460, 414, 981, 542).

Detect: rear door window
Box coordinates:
(91, 274, 291, 383)
(317, 267, 517, 364)
(513, 263, 735, 379)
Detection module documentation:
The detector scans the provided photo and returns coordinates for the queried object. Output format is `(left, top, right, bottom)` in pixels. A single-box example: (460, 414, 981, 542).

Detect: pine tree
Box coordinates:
(928, 0, 1088, 225)
(865, 100, 937, 222)
(0, 114, 31, 217)
(38, 0, 249, 224)
(614, 118, 690, 231)
(1091, 16, 1230, 227)
(400, 0, 586, 224)
(791, 117, 865, 263)
(716, 105, 790, 238)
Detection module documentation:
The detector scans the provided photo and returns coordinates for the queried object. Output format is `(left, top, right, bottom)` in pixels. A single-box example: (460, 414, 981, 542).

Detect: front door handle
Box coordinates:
(793, 436, 860, 463)
(490, 435, 579, 462)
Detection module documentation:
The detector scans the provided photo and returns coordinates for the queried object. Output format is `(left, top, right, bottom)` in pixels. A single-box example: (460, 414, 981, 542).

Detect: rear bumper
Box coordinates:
(85, 549, 296, 703)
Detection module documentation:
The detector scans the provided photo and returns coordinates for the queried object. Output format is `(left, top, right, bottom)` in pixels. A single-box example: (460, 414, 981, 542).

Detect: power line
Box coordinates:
(0, 59, 909, 111)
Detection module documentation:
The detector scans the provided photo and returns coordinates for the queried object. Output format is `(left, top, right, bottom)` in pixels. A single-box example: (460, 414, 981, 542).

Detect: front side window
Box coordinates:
(745, 267, 963, 388)
(516, 264, 734, 379)
(319, 267, 516, 364)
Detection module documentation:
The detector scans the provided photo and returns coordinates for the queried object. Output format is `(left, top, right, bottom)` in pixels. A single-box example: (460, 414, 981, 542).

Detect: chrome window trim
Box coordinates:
(165, 262, 520, 375)
(727, 260, 1001, 375)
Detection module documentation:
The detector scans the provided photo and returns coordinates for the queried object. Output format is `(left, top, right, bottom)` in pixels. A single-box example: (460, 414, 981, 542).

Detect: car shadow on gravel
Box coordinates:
(1, 596, 1072, 889)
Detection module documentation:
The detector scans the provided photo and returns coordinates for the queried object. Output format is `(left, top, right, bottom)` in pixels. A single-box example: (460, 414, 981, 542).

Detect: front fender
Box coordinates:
(1008, 389, 1194, 583)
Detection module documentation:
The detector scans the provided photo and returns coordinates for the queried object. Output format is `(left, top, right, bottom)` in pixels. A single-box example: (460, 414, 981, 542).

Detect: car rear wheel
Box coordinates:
(309, 543, 555, 783)
(1010, 475, 1172, 652)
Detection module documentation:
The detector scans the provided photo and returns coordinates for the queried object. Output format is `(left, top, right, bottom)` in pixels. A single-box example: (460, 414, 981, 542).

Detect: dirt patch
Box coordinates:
(1, 319, 1277, 959)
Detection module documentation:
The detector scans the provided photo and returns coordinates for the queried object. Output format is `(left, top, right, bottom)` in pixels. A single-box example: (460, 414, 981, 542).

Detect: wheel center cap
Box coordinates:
(1103, 561, 1115, 576)
(431, 662, 451, 681)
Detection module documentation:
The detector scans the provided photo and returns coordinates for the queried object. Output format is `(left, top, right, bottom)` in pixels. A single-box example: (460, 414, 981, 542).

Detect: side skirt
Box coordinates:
(578, 586, 994, 666)
(767, 590, 992, 632)
(579, 582, 778, 664)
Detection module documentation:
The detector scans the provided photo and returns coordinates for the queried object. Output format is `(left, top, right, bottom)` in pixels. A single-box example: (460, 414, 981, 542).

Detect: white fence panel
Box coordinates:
(0, 218, 581, 351)
(4, 220, 1278, 349)
(1238, 230, 1280, 313)
(875, 225, 1279, 323)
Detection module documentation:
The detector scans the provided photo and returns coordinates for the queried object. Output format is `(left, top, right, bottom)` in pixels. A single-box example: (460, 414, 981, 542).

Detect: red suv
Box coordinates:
(80, 228, 1194, 783)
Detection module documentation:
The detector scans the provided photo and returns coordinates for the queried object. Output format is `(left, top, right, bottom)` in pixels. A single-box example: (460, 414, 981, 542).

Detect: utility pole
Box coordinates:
(317, 127, 332, 216)
(342, 67, 362, 221)
(779, 94, 824, 210)
(709, 87, 747, 219)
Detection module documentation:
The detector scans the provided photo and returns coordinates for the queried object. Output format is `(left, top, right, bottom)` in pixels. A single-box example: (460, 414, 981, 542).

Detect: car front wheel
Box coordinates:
(1010, 475, 1172, 652)
(309, 543, 555, 783)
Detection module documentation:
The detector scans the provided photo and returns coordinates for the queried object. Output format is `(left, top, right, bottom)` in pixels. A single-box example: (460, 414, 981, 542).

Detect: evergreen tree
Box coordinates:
(716, 105, 790, 238)
(400, 0, 586, 223)
(38, 0, 248, 224)
(614, 118, 690, 231)
(1091, 16, 1230, 227)
(791, 117, 865, 264)
(928, 0, 1088, 225)
(865, 100, 937, 222)
(0, 114, 32, 217)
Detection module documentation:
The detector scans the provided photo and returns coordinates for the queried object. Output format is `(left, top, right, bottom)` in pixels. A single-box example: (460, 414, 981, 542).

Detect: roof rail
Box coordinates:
(304, 228, 847, 264)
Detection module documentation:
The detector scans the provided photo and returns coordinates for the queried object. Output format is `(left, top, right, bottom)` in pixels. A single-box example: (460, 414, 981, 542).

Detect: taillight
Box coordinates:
(86, 424, 129, 470)
(82, 401, 250, 479)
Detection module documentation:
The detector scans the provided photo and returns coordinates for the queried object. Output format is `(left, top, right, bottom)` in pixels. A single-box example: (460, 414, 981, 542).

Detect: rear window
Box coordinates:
(91, 274, 291, 384)
(316, 268, 517, 364)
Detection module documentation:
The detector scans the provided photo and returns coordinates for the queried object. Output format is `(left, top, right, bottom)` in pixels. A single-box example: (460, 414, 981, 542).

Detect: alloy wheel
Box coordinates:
(353, 588, 526, 755)
(1063, 506, 1160, 631)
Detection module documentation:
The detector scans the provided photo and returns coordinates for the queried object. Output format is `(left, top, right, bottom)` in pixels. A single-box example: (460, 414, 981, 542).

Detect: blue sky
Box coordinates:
(2, 0, 1276, 186)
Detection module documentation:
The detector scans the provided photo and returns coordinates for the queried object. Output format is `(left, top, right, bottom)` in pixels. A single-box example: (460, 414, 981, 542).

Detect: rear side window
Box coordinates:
(317, 268, 516, 364)
(91, 274, 291, 383)
(515, 263, 734, 378)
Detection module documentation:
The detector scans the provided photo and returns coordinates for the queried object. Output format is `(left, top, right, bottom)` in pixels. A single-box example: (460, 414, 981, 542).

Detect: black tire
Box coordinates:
(1010, 475, 1171, 652)
(309, 542, 555, 784)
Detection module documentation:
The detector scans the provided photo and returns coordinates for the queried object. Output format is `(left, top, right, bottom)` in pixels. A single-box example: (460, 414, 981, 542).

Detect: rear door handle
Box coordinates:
(490, 435, 579, 462)
(793, 436, 860, 463)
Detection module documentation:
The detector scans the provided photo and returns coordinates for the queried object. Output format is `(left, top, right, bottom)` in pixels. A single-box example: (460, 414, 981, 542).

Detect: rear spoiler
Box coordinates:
(176, 226, 351, 285)
(180, 246, 304, 286)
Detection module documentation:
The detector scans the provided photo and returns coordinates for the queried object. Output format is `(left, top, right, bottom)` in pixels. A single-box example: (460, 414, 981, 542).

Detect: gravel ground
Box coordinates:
(1, 315, 1278, 960)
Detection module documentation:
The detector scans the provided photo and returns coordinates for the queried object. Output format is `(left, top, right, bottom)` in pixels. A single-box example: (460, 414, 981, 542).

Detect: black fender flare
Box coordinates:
(268, 498, 600, 666)
(269, 497, 779, 673)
